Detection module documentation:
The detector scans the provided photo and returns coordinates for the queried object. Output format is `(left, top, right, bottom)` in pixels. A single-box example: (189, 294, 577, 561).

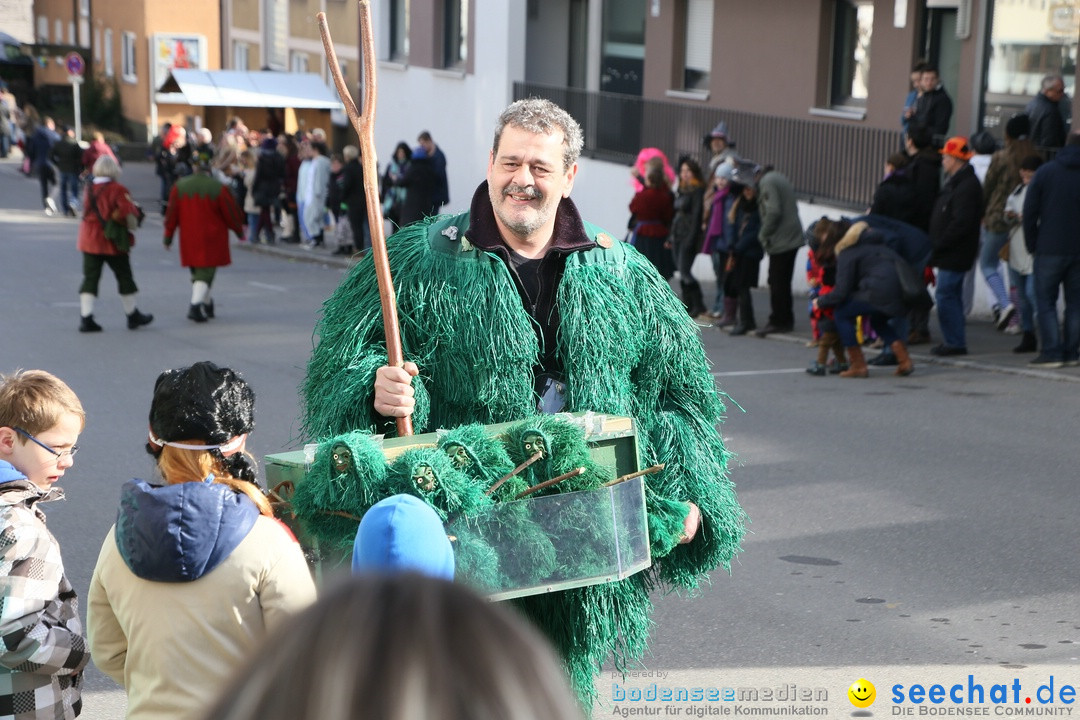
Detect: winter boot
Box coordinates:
(188, 303, 209, 323)
(79, 315, 103, 333)
(204, 299, 215, 319)
(685, 281, 707, 318)
(716, 296, 738, 328)
(1013, 331, 1037, 354)
(126, 309, 154, 330)
(839, 346, 869, 378)
(891, 340, 914, 376)
(807, 340, 829, 376)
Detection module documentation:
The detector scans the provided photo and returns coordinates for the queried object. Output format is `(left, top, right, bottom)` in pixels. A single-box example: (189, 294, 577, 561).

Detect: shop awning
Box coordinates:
(156, 69, 343, 110)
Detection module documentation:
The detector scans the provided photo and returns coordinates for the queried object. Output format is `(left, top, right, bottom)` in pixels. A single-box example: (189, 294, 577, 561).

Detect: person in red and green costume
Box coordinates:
(163, 149, 245, 322)
(302, 98, 745, 711)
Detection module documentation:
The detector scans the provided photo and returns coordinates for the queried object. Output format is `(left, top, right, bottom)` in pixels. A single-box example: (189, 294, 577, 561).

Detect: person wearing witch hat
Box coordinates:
(302, 98, 745, 709)
(163, 150, 245, 322)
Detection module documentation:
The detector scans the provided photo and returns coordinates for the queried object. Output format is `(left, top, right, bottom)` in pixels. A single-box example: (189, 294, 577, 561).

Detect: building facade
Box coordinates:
(305, 0, 1078, 233)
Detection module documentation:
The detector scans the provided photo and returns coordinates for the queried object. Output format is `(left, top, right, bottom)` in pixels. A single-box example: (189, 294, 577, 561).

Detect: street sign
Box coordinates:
(64, 52, 84, 76)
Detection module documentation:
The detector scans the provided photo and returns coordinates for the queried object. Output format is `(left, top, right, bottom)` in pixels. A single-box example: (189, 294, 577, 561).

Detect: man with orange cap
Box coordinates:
(928, 136, 983, 356)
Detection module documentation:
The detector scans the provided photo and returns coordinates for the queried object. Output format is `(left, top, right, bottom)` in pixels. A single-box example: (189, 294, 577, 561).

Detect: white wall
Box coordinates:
(371, 0, 526, 215)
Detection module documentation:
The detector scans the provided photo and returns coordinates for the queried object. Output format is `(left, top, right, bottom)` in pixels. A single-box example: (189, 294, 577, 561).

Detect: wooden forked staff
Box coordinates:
(318, 2, 413, 436)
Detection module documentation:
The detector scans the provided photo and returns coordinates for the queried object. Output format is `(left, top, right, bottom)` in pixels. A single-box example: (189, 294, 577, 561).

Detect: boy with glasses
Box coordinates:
(0, 370, 89, 719)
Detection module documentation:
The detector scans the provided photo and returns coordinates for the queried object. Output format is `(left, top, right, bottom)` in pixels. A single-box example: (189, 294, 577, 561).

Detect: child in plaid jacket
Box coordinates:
(0, 370, 89, 719)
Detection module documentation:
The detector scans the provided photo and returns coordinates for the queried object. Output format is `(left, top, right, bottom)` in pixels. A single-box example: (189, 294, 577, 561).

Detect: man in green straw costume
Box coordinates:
(302, 98, 745, 709)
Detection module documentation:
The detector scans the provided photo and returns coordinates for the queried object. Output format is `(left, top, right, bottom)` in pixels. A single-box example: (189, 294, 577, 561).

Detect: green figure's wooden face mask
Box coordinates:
(445, 443, 471, 469)
(331, 443, 352, 475)
(522, 432, 548, 459)
(413, 464, 437, 493)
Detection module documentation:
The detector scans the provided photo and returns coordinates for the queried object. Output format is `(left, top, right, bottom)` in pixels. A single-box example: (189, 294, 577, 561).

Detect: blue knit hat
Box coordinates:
(352, 494, 455, 580)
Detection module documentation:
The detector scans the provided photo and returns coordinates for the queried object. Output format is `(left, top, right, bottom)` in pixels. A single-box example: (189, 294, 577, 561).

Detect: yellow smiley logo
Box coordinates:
(848, 678, 876, 708)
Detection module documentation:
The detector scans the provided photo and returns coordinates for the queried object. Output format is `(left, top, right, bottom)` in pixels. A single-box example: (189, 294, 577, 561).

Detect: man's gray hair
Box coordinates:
(1042, 74, 1065, 92)
(492, 98, 584, 171)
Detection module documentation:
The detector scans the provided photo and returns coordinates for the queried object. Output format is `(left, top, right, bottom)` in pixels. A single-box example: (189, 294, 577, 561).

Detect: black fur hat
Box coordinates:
(148, 361, 254, 446)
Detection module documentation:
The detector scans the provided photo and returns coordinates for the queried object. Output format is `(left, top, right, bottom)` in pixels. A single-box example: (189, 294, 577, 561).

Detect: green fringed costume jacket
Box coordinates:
(303, 183, 745, 704)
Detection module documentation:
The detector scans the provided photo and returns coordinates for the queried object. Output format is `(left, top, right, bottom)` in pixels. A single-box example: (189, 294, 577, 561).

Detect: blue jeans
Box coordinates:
(1007, 268, 1036, 334)
(1033, 254, 1080, 362)
(833, 299, 901, 348)
(59, 172, 80, 213)
(935, 269, 968, 349)
(246, 212, 260, 242)
(979, 228, 1011, 309)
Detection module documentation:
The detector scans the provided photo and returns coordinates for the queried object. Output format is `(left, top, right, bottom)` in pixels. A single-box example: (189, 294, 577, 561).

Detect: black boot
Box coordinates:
(188, 303, 208, 323)
(1013, 331, 1037, 354)
(126, 309, 154, 330)
(79, 315, 103, 333)
(203, 299, 215, 319)
(685, 281, 707, 318)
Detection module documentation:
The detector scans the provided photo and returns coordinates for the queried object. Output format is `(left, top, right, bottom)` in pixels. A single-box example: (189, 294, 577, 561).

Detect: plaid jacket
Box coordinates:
(0, 479, 88, 720)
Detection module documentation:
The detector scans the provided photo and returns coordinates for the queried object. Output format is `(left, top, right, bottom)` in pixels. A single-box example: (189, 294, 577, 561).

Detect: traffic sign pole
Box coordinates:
(71, 79, 82, 142)
(65, 53, 85, 141)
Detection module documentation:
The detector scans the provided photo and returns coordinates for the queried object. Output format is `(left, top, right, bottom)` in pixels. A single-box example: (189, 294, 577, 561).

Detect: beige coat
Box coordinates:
(87, 516, 316, 720)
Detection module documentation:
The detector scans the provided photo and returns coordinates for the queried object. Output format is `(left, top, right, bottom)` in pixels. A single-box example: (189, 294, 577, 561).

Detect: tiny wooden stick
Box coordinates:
(486, 450, 544, 496)
(603, 463, 665, 487)
(514, 466, 586, 500)
(318, 3, 413, 437)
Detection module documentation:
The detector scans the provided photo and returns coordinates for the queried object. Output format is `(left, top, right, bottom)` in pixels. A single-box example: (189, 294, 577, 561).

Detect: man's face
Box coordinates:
(941, 154, 962, 176)
(1046, 81, 1066, 102)
(0, 413, 81, 493)
(487, 125, 577, 247)
(920, 71, 939, 93)
(418, 137, 434, 155)
(709, 137, 727, 154)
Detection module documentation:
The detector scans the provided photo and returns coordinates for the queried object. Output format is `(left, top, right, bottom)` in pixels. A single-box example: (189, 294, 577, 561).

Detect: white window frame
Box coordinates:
(68, 21, 75, 45)
(829, 0, 874, 108)
(122, 31, 137, 83)
(389, 0, 409, 62)
(36, 16, 47, 43)
(94, 28, 101, 62)
(79, 0, 89, 17)
(263, 0, 287, 70)
(104, 28, 114, 77)
(682, 0, 713, 92)
(233, 41, 249, 71)
(290, 51, 308, 73)
(54, 19, 63, 44)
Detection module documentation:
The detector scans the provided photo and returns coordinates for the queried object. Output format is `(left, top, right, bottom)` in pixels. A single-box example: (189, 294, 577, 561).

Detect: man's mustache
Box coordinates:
(503, 184, 542, 200)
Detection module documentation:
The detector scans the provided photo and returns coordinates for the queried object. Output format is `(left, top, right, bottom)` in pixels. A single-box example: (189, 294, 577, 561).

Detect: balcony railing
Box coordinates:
(514, 82, 902, 210)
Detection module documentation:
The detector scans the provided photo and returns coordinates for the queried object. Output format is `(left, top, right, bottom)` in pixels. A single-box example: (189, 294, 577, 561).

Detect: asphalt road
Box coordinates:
(2, 157, 1079, 718)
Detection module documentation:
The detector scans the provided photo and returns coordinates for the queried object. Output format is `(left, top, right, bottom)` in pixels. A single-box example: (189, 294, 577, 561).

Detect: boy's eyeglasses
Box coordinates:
(13, 427, 79, 462)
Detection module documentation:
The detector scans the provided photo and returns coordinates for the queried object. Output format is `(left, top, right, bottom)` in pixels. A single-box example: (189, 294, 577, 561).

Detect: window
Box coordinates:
(682, 0, 713, 91)
(443, 0, 468, 68)
(94, 28, 101, 62)
(122, 31, 137, 82)
(389, 0, 409, 61)
(830, 0, 873, 107)
(68, 21, 75, 45)
(55, 19, 62, 44)
(264, 0, 287, 70)
(104, 28, 113, 76)
(79, 0, 89, 17)
(290, 51, 308, 73)
(36, 16, 47, 43)
(233, 42, 249, 71)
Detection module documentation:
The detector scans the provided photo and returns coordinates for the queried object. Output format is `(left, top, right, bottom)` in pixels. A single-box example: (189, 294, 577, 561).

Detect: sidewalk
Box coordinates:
(6, 153, 1076, 384)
